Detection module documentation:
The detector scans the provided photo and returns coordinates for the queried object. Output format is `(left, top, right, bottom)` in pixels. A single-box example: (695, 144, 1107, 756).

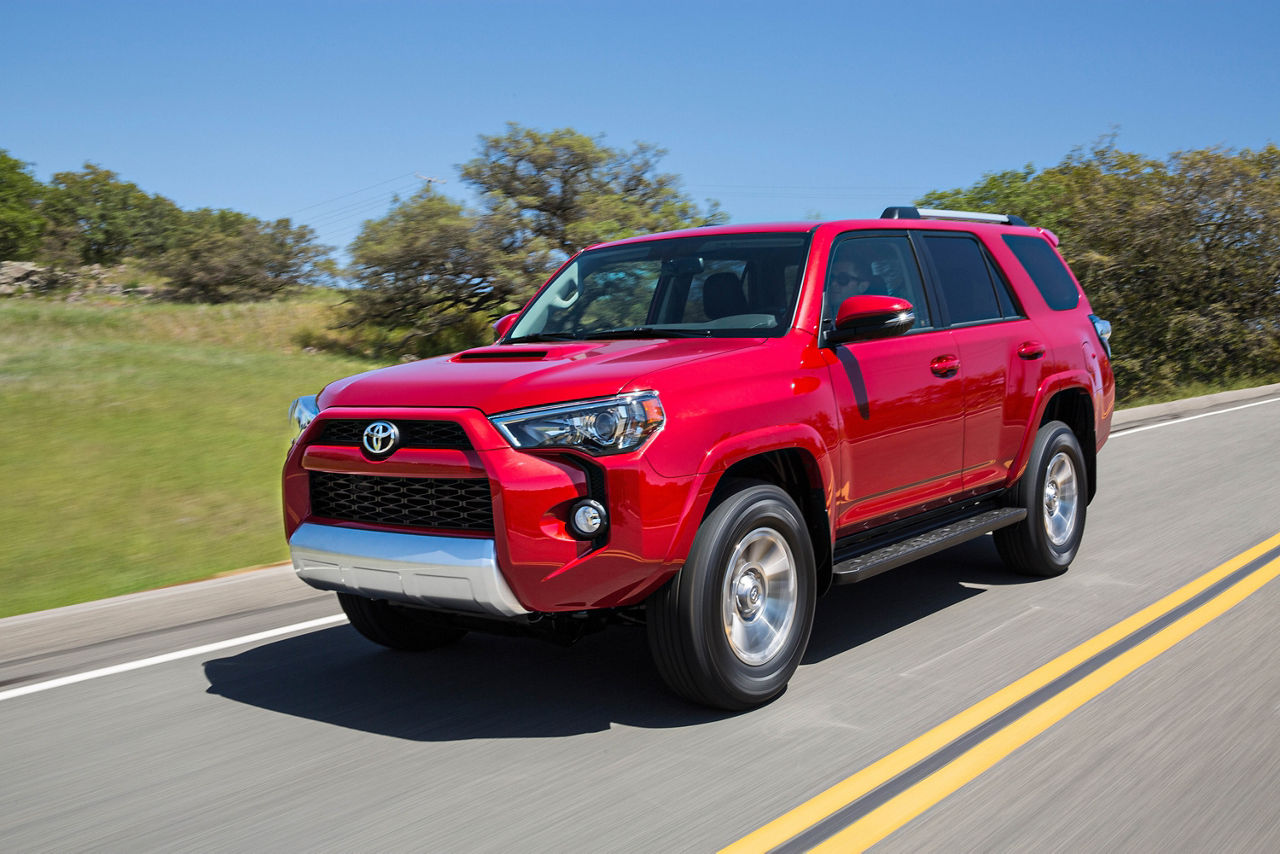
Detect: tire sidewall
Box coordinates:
(684, 484, 816, 707)
(1024, 423, 1087, 571)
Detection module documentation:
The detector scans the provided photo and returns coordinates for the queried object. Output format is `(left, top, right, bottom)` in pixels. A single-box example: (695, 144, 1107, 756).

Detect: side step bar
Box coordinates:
(831, 507, 1027, 585)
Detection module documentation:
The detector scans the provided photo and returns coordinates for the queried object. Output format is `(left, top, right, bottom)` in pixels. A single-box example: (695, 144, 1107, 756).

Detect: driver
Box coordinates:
(829, 249, 887, 302)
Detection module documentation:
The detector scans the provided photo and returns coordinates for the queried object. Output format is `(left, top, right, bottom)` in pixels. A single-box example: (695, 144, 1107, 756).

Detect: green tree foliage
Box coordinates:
(0, 150, 46, 260)
(0, 151, 332, 302)
(345, 188, 505, 329)
(39, 163, 184, 266)
(461, 124, 726, 256)
(345, 124, 727, 355)
(919, 140, 1280, 400)
(148, 209, 330, 303)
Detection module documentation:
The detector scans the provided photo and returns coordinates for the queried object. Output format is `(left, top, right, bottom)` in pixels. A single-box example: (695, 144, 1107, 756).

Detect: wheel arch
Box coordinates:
(1033, 385, 1097, 503)
(703, 448, 834, 596)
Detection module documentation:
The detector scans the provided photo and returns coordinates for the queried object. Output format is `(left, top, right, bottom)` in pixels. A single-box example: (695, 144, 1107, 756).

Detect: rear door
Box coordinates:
(917, 232, 1043, 493)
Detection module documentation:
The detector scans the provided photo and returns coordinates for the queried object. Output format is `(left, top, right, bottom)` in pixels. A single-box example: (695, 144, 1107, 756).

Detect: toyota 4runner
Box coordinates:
(283, 207, 1114, 709)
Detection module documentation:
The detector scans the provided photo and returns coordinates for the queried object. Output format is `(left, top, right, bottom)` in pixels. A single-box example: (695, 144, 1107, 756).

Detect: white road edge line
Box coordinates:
(1112, 396, 1280, 437)
(0, 614, 347, 703)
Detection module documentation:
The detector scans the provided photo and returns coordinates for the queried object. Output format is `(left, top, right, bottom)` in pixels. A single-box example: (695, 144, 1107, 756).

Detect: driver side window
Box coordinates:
(823, 235, 932, 330)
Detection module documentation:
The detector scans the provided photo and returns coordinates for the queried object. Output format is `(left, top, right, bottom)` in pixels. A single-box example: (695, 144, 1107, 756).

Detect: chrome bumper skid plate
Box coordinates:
(288, 523, 530, 618)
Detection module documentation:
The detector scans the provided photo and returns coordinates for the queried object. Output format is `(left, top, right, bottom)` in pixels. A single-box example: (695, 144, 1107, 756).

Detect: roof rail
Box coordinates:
(881, 206, 1028, 227)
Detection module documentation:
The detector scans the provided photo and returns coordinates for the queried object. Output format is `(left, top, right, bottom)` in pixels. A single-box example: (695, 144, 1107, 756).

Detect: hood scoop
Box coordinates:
(455, 348, 549, 361)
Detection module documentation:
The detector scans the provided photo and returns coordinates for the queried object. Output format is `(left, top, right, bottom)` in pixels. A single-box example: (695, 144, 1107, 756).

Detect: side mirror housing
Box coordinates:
(826, 295, 915, 346)
(493, 313, 518, 341)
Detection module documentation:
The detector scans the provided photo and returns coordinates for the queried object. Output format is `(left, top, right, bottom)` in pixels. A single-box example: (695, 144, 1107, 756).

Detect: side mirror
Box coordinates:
(493, 313, 518, 341)
(826, 295, 915, 346)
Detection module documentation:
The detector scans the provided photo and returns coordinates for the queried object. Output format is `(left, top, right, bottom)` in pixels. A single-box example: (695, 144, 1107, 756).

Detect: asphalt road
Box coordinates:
(3, 384, 1280, 852)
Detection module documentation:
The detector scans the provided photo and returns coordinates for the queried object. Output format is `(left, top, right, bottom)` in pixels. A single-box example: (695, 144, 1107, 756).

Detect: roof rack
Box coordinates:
(881, 206, 1028, 227)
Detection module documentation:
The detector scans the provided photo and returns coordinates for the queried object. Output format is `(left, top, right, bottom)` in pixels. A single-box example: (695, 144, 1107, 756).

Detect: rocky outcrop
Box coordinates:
(0, 261, 155, 298)
(0, 261, 74, 295)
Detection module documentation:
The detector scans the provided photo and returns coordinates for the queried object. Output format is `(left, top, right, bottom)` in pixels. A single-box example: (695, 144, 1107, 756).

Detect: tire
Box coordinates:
(995, 420, 1088, 577)
(647, 481, 816, 710)
(337, 593, 467, 651)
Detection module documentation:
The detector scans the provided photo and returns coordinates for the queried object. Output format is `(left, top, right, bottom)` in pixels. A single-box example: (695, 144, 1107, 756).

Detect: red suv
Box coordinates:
(284, 207, 1114, 709)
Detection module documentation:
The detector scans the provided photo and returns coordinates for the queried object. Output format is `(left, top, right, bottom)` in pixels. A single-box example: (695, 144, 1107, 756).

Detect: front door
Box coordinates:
(823, 233, 965, 533)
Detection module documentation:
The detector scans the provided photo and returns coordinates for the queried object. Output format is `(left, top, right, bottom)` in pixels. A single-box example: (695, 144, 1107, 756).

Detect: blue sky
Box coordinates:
(5, 0, 1278, 263)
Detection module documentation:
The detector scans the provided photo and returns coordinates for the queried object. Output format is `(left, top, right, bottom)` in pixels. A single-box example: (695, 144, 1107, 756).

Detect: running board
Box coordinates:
(831, 507, 1027, 585)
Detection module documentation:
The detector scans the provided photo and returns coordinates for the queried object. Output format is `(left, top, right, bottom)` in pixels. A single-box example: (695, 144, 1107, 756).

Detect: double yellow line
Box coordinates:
(723, 531, 1280, 853)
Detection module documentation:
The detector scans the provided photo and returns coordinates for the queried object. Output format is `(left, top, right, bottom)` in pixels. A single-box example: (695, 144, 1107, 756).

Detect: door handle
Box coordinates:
(930, 354, 960, 378)
(1018, 341, 1046, 360)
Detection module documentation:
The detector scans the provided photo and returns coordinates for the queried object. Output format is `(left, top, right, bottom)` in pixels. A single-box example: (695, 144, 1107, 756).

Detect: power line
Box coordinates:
(301, 189, 419, 229)
(283, 172, 422, 217)
(688, 183, 932, 192)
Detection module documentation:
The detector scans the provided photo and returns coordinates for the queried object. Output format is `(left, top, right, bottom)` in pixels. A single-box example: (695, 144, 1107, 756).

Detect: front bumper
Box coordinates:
(283, 406, 704, 613)
(289, 523, 529, 618)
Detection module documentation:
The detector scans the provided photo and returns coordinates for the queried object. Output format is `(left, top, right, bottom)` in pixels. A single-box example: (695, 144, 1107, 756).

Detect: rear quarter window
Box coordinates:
(1003, 234, 1080, 310)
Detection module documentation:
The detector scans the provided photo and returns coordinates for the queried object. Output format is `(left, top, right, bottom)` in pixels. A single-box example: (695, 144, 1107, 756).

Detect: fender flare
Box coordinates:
(662, 423, 835, 565)
(1008, 370, 1096, 486)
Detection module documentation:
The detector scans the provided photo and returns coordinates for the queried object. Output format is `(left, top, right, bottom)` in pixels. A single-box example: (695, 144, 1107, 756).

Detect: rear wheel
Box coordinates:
(647, 481, 816, 710)
(338, 593, 467, 651)
(995, 420, 1087, 577)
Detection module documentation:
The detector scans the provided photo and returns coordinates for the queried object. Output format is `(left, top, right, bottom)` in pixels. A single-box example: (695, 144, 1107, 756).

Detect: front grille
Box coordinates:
(309, 472, 493, 532)
(314, 419, 472, 450)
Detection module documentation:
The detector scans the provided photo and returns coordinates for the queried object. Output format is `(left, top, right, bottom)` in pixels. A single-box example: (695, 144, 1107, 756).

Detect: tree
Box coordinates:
(148, 209, 330, 302)
(0, 149, 45, 260)
(918, 140, 1280, 399)
(461, 124, 726, 256)
(346, 188, 516, 333)
(345, 124, 727, 355)
(39, 163, 183, 266)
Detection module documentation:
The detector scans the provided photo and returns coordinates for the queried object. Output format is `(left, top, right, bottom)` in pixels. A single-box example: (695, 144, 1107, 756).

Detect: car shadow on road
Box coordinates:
(804, 536, 1041, 663)
(204, 621, 725, 741)
(203, 537, 1040, 741)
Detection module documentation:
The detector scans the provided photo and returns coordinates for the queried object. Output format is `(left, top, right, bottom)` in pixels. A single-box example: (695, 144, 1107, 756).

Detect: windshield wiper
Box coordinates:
(503, 332, 584, 344)
(579, 326, 712, 340)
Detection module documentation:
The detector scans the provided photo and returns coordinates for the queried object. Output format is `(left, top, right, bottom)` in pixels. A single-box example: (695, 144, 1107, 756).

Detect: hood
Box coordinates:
(318, 337, 759, 414)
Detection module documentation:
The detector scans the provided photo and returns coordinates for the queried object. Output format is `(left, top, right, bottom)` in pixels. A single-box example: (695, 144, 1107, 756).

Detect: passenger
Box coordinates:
(864, 247, 903, 296)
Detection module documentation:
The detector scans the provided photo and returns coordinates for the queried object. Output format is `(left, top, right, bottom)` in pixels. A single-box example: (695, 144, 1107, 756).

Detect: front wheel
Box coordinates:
(338, 593, 467, 651)
(995, 420, 1088, 577)
(647, 481, 816, 710)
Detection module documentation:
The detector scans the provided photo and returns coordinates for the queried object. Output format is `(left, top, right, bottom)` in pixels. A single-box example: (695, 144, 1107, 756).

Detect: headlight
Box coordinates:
(490, 392, 665, 456)
(288, 394, 320, 436)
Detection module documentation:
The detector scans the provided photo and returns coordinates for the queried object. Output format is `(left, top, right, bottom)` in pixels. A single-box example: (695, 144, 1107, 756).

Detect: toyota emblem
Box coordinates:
(362, 421, 400, 456)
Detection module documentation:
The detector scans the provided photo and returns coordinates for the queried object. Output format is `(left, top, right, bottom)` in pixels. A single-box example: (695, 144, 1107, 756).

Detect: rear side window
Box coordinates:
(1003, 235, 1080, 310)
(922, 234, 1002, 325)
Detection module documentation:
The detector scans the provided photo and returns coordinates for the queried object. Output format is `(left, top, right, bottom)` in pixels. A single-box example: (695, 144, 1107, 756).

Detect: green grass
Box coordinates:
(1118, 375, 1280, 409)
(0, 296, 377, 617)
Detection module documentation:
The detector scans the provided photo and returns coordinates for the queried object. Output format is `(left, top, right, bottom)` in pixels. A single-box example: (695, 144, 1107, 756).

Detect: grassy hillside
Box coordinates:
(0, 295, 378, 617)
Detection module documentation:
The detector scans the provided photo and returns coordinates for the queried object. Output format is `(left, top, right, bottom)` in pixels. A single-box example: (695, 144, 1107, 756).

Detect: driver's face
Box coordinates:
(831, 261, 864, 289)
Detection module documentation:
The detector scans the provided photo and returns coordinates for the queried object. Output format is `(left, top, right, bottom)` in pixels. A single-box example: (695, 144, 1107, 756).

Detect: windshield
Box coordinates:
(506, 232, 812, 342)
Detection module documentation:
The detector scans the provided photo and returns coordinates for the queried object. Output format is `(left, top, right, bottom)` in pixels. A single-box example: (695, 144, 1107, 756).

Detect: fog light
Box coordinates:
(569, 499, 608, 540)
